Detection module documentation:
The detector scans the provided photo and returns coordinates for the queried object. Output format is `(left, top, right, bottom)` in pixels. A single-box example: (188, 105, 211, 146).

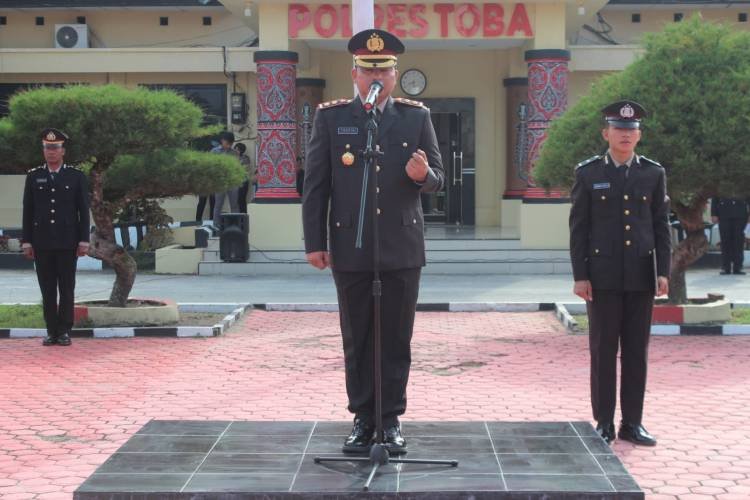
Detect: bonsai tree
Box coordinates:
(0, 85, 245, 306)
(534, 16, 750, 304)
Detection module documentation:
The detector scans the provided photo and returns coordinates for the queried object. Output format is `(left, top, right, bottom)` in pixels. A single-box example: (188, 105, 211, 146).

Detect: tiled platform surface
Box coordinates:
(75, 420, 642, 499)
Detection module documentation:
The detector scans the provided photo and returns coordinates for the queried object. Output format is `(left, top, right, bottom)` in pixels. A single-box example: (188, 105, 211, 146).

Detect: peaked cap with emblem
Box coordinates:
(601, 100, 647, 129)
(41, 128, 69, 145)
(347, 29, 405, 69)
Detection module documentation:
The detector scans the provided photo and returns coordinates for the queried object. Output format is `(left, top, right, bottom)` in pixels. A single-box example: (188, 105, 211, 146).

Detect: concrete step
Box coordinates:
(198, 260, 572, 276)
(201, 248, 569, 264)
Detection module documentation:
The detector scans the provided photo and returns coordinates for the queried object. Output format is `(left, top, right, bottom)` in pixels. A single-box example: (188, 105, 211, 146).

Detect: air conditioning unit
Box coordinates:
(54, 24, 89, 49)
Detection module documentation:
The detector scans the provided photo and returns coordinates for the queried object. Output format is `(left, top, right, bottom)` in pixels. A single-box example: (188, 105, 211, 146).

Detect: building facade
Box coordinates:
(1, 0, 748, 249)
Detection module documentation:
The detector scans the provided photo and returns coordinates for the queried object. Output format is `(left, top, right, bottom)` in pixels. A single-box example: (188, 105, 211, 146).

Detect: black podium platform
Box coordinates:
(74, 421, 643, 499)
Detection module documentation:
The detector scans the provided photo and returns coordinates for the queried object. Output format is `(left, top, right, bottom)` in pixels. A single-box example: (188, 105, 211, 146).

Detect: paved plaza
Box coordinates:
(0, 309, 749, 499)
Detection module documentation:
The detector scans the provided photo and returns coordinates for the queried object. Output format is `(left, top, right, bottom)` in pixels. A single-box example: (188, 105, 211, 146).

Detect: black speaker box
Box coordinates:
(220, 213, 249, 262)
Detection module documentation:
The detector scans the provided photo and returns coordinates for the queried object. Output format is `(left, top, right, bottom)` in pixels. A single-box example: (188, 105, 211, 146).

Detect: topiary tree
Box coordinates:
(534, 16, 750, 304)
(0, 85, 245, 307)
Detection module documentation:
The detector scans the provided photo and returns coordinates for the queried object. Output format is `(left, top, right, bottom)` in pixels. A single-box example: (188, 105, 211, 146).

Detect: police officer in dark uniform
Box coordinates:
(711, 197, 750, 275)
(22, 129, 90, 346)
(302, 29, 444, 454)
(569, 101, 671, 446)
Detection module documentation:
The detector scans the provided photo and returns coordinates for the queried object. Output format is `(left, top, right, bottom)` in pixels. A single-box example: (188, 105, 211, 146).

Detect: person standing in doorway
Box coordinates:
(211, 131, 241, 230)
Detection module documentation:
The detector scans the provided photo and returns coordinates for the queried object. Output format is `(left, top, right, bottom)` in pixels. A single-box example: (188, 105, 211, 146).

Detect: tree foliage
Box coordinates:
(0, 84, 245, 306)
(534, 16, 750, 303)
(535, 16, 750, 202)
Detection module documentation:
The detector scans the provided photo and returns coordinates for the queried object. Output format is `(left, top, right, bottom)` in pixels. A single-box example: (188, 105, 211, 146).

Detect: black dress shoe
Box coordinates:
(342, 418, 375, 453)
(42, 335, 58, 346)
(618, 422, 656, 446)
(57, 332, 72, 346)
(734, 270, 746, 275)
(720, 270, 732, 275)
(596, 422, 615, 444)
(383, 425, 407, 455)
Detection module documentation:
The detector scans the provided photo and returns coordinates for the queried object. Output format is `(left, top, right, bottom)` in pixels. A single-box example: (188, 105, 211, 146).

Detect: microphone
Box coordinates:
(363, 80, 383, 114)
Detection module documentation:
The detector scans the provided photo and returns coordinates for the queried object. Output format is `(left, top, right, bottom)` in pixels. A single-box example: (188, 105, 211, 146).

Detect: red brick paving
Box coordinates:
(0, 310, 749, 499)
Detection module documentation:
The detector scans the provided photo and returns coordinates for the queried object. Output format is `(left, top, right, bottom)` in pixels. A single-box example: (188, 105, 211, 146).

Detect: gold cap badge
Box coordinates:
(366, 33, 385, 53)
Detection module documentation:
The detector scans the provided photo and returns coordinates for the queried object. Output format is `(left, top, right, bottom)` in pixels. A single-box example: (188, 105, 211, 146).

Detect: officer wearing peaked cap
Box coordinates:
(302, 29, 444, 455)
(22, 128, 90, 347)
(569, 100, 671, 447)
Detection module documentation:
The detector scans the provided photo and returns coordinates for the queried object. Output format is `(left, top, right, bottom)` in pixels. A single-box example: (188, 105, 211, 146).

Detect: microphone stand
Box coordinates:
(314, 106, 458, 491)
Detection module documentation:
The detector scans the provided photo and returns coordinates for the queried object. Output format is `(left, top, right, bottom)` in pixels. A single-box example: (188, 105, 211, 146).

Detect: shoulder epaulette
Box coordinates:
(318, 98, 352, 110)
(393, 97, 425, 108)
(575, 155, 601, 170)
(639, 155, 662, 168)
(27, 165, 44, 174)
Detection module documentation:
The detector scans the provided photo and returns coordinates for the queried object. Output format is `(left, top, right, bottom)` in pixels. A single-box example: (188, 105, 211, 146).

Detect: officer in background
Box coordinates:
(569, 101, 671, 446)
(22, 129, 90, 346)
(302, 29, 444, 454)
(711, 197, 750, 275)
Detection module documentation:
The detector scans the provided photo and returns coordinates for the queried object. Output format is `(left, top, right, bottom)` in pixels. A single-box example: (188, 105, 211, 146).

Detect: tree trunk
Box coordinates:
(669, 200, 709, 304)
(88, 166, 136, 307)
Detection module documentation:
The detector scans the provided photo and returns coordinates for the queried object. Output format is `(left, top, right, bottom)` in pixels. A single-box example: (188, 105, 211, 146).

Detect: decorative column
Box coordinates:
(295, 78, 326, 175)
(522, 49, 570, 200)
(502, 77, 529, 200)
(253, 50, 299, 202)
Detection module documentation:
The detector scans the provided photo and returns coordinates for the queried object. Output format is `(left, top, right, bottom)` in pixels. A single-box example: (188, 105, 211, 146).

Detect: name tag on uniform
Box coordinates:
(337, 126, 359, 135)
(593, 182, 610, 190)
(36, 178, 48, 184)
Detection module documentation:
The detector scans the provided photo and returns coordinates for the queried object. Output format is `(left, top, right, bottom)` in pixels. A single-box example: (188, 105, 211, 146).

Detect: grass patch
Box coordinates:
(0, 304, 227, 328)
(573, 314, 589, 333)
(0, 304, 45, 328)
(730, 308, 750, 324)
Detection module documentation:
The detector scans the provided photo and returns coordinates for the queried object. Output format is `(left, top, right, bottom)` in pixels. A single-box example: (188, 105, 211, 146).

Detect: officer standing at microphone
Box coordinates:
(302, 29, 444, 454)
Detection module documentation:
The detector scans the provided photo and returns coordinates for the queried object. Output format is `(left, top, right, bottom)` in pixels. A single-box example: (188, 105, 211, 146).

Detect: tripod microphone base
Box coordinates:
(315, 443, 458, 491)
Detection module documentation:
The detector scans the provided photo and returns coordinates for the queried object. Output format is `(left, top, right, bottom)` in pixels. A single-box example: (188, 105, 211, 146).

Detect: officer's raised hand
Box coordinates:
(306, 251, 331, 270)
(405, 149, 429, 182)
(574, 279, 593, 302)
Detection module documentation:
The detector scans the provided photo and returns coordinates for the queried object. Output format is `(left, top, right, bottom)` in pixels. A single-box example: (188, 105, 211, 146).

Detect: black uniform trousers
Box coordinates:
(587, 289, 653, 426)
(332, 267, 421, 427)
(34, 249, 78, 336)
(195, 195, 215, 221)
(718, 217, 746, 272)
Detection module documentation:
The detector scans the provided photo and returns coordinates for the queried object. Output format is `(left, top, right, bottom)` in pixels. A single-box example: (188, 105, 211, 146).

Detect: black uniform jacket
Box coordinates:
(22, 164, 90, 251)
(302, 96, 444, 272)
(711, 197, 750, 219)
(569, 154, 671, 291)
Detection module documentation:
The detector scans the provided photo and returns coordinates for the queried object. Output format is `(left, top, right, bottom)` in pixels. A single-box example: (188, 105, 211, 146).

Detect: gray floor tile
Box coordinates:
(487, 422, 578, 437)
(504, 474, 614, 492)
(96, 453, 206, 474)
(399, 473, 504, 492)
(135, 420, 230, 436)
(117, 435, 217, 454)
(76, 473, 190, 492)
(184, 473, 294, 492)
(213, 434, 310, 453)
(492, 437, 589, 454)
(198, 453, 302, 473)
(498, 453, 602, 475)
(225, 421, 314, 436)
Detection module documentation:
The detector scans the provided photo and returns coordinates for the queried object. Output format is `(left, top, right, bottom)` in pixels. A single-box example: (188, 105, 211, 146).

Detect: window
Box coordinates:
(160, 16, 168, 26)
(35, 16, 44, 26)
(631, 13, 641, 23)
(77, 16, 86, 24)
(740, 13, 748, 22)
(674, 12, 683, 22)
(0, 16, 7, 25)
(203, 16, 212, 26)
(142, 84, 227, 126)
